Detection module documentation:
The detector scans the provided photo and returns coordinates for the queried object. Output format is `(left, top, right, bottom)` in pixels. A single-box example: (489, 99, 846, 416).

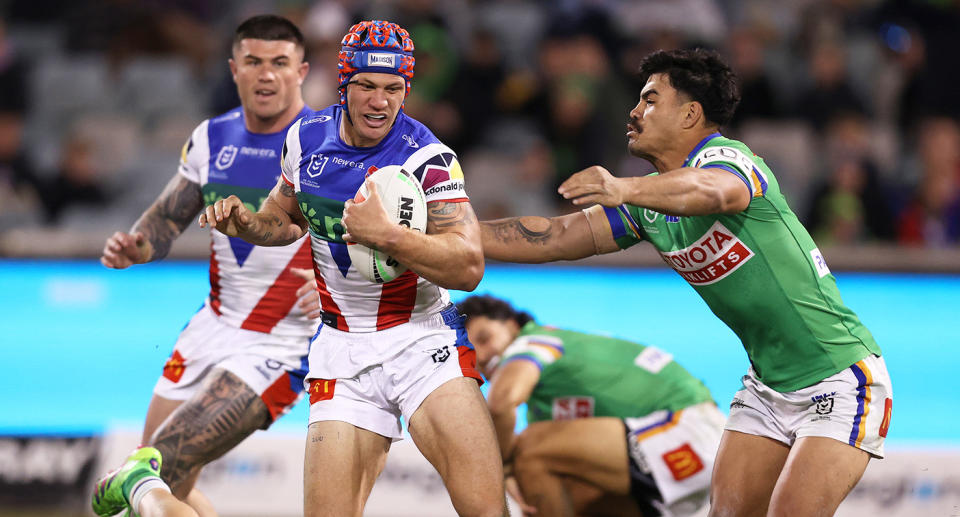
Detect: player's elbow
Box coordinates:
(452, 254, 484, 291)
(716, 188, 750, 213)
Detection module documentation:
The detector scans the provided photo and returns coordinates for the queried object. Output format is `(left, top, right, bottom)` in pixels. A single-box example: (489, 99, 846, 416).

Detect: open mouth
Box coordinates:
(363, 113, 388, 126)
(626, 123, 641, 138)
(254, 89, 276, 99)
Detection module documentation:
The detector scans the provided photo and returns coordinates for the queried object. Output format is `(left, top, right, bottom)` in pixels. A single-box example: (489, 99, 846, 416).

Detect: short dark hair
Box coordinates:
(638, 48, 741, 127)
(233, 14, 305, 52)
(457, 295, 534, 328)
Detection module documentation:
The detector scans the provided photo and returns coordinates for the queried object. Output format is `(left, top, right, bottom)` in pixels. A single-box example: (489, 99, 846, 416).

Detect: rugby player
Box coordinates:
(479, 48, 892, 517)
(95, 15, 316, 517)
(200, 20, 505, 517)
(458, 294, 725, 517)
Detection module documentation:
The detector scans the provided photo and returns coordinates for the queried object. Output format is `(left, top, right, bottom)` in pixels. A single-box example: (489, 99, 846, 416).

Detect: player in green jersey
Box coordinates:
(479, 49, 892, 517)
(458, 294, 725, 517)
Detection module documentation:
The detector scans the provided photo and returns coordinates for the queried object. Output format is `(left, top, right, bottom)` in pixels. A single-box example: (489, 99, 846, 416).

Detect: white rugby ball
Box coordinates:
(346, 165, 427, 283)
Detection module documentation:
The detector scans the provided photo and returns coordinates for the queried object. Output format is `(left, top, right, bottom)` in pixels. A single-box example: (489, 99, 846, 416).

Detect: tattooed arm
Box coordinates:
(198, 177, 308, 247)
(341, 187, 484, 290)
(479, 205, 620, 263)
(101, 175, 204, 268)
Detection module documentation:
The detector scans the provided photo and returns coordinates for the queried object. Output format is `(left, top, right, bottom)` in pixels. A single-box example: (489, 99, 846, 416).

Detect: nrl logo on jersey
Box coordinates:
(659, 221, 754, 285)
(215, 145, 238, 170)
(307, 153, 329, 178)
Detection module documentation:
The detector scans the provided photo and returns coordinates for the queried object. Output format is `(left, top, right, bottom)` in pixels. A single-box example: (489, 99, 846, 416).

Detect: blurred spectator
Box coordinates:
(0, 111, 42, 230)
(805, 112, 895, 244)
(876, 0, 960, 130)
(536, 32, 619, 199)
(40, 135, 113, 224)
(301, 1, 351, 110)
(727, 26, 781, 127)
(61, 0, 216, 74)
(0, 19, 41, 229)
(897, 117, 960, 247)
(794, 39, 867, 130)
(447, 28, 507, 154)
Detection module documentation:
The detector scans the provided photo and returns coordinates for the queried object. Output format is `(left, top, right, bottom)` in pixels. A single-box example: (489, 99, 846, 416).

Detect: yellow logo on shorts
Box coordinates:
(309, 379, 336, 403)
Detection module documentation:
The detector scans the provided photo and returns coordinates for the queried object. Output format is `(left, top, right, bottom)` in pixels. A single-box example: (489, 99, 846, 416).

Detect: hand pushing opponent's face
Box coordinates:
(341, 72, 406, 147)
(230, 38, 307, 124)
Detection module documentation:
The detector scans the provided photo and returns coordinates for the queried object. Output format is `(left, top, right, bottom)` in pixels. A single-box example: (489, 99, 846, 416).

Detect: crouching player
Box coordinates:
(458, 294, 726, 517)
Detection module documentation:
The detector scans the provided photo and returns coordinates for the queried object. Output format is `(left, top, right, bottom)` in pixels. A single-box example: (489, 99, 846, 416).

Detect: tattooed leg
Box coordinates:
(149, 368, 270, 498)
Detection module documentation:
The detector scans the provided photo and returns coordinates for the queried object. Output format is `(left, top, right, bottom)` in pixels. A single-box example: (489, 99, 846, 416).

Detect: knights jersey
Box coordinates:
(604, 133, 882, 392)
(179, 106, 318, 338)
(501, 323, 713, 424)
(281, 105, 469, 333)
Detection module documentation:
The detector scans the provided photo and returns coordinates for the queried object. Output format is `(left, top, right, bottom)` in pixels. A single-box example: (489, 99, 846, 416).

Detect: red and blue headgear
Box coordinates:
(338, 20, 415, 107)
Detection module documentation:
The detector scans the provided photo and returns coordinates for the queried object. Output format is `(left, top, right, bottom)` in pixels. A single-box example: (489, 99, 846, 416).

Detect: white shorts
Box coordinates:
(726, 354, 893, 458)
(306, 304, 482, 440)
(154, 304, 313, 424)
(625, 401, 726, 516)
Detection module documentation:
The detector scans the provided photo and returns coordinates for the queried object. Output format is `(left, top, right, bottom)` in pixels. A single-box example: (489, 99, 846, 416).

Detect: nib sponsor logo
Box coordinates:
(659, 221, 754, 285)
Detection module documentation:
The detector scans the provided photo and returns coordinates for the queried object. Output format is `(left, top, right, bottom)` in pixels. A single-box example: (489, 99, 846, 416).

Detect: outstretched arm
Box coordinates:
(101, 174, 204, 268)
(486, 359, 541, 461)
(559, 165, 751, 215)
(342, 182, 484, 291)
(198, 178, 308, 246)
(479, 205, 619, 264)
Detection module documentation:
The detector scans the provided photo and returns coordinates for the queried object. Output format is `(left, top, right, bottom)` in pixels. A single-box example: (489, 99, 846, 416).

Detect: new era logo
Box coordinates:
(367, 53, 395, 67)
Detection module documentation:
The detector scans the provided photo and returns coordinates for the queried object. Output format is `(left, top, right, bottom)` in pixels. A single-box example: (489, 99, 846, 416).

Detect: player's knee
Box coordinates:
(708, 491, 753, 517)
(452, 499, 506, 517)
(512, 424, 551, 464)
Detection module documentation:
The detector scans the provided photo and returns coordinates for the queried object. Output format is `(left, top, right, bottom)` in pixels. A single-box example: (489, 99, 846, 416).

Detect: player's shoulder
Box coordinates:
(292, 104, 338, 144)
(689, 133, 760, 171)
(208, 107, 244, 127)
(298, 105, 336, 129)
(395, 111, 444, 148)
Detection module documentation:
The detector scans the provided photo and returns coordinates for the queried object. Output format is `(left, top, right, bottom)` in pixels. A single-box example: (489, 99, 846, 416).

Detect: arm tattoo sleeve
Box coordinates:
(132, 175, 204, 261)
(483, 218, 554, 246)
(279, 181, 296, 197)
(427, 201, 476, 229)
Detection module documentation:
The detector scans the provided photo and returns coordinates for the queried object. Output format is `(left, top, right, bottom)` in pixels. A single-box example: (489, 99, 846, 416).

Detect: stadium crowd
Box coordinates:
(0, 0, 958, 249)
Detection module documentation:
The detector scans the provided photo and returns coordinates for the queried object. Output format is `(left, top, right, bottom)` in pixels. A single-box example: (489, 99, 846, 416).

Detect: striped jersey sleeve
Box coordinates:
(401, 143, 469, 203)
(690, 144, 769, 198)
(177, 120, 209, 185)
(280, 118, 304, 189)
(602, 205, 645, 250)
(501, 334, 565, 371)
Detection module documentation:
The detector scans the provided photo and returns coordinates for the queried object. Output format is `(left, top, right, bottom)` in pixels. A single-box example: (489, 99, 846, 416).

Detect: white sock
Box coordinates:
(130, 476, 171, 515)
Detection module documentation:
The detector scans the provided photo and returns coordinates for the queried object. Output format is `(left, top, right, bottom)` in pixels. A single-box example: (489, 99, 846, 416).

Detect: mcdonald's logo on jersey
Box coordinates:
(661, 443, 704, 481)
(309, 378, 337, 404)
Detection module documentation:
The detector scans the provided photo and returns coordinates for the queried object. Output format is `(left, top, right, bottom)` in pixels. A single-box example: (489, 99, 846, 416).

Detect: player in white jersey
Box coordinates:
(96, 15, 316, 517)
(200, 20, 505, 517)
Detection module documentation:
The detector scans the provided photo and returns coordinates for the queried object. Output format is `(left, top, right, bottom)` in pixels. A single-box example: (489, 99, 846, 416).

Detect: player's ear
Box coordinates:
(298, 60, 310, 85)
(681, 101, 703, 130)
(228, 58, 238, 81)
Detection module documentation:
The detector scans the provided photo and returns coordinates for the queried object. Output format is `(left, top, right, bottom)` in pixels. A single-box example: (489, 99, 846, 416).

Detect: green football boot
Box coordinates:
(91, 446, 163, 517)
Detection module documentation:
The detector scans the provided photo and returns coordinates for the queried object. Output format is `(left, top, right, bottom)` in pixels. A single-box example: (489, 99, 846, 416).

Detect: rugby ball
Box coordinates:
(346, 165, 427, 283)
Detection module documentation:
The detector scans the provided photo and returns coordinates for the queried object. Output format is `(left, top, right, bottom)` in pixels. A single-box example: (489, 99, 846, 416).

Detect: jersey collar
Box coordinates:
(684, 132, 722, 167)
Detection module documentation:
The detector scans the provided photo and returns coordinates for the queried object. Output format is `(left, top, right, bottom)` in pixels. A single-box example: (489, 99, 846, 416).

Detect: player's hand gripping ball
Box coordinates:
(346, 165, 427, 283)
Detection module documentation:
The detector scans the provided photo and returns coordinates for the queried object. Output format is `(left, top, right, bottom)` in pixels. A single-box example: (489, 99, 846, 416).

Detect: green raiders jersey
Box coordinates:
(603, 133, 881, 392)
(501, 323, 713, 424)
